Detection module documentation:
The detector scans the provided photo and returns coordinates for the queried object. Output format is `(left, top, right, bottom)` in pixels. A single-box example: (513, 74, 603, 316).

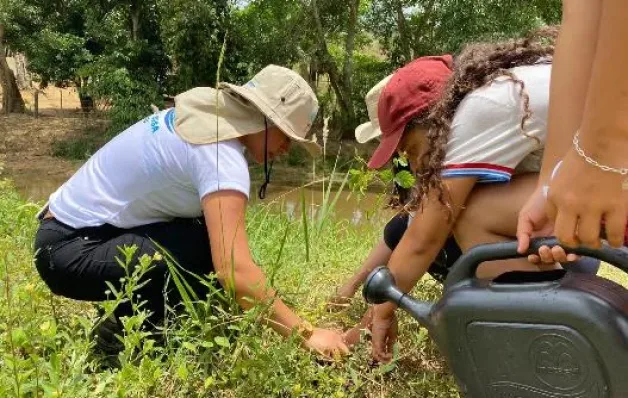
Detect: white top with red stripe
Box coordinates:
(442, 63, 550, 183)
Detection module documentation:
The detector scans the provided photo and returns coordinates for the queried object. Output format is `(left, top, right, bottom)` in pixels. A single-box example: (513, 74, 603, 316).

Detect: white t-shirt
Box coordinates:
(49, 108, 250, 228)
(442, 63, 550, 182)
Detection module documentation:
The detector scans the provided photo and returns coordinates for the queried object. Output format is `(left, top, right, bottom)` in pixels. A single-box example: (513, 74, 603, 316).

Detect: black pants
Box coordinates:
(382, 213, 600, 283)
(34, 217, 216, 324)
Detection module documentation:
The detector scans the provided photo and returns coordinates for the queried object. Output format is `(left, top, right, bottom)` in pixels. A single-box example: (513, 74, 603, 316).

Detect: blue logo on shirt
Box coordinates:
(144, 109, 175, 135)
(164, 108, 175, 134)
(150, 115, 160, 133)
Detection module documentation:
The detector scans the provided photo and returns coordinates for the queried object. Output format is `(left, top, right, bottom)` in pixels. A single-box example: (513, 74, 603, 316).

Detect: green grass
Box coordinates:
(0, 180, 458, 398)
(599, 262, 628, 286)
(51, 124, 110, 160)
(5, 175, 625, 398)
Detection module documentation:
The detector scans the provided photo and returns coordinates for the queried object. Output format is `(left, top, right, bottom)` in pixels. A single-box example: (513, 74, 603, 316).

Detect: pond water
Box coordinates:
(254, 182, 389, 225)
(11, 172, 69, 205)
(11, 173, 389, 225)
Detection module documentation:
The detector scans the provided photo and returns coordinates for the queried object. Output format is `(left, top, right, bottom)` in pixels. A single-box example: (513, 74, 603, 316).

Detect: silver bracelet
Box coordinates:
(573, 131, 628, 176)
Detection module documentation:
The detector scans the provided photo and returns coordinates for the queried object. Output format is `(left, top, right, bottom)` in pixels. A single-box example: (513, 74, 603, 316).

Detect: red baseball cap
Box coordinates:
(367, 55, 453, 169)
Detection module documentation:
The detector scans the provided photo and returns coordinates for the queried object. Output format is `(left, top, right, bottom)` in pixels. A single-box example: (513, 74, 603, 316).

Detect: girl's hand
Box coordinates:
(304, 328, 350, 359)
(371, 304, 398, 363)
(516, 186, 579, 264)
(517, 185, 555, 256)
(528, 244, 579, 265)
(547, 149, 628, 249)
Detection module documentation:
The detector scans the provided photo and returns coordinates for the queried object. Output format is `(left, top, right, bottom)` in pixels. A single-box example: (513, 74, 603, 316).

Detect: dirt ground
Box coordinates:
(0, 112, 103, 202)
(0, 84, 118, 202)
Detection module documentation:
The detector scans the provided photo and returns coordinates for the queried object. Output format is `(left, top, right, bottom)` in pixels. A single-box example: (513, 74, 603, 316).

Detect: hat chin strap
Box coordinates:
(258, 118, 274, 200)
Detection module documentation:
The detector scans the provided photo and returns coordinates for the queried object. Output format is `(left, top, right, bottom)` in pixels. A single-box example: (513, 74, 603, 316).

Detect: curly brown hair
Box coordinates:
(411, 26, 558, 210)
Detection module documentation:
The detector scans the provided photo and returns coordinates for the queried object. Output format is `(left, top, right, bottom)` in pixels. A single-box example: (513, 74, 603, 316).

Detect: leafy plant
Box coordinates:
(348, 153, 416, 199)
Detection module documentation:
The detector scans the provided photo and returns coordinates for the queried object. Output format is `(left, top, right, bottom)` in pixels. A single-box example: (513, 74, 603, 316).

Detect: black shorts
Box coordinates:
(382, 213, 600, 283)
(383, 213, 461, 283)
(33, 217, 216, 324)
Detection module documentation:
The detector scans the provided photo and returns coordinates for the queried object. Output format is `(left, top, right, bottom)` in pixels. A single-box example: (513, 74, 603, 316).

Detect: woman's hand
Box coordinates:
(529, 244, 580, 265)
(547, 149, 628, 249)
(304, 328, 350, 359)
(371, 304, 398, 363)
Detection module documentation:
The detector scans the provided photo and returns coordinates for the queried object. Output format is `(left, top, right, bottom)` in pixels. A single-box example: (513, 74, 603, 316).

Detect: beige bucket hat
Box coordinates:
(174, 65, 321, 156)
(354, 74, 393, 144)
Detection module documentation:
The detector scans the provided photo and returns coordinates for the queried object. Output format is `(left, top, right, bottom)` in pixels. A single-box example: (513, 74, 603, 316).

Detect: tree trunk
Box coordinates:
(308, 58, 319, 88)
(394, 0, 413, 63)
(343, 0, 359, 93)
(14, 53, 31, 89)
(310, 0, 357, 138)
(338, 0, 360, 138)
(310, 0, 349, 111)
(414, 0, 437, 54)
(130, 2, 141, 41)
(0, 24, 25, 114)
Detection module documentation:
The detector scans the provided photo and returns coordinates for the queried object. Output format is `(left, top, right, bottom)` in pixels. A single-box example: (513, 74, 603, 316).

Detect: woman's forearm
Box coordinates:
(540, 0, 602, 183)
(578, 0, 628, 163)
(218, 263, 303, 337)
(202, 193, 307, 337)
(351, 240, 393, 284)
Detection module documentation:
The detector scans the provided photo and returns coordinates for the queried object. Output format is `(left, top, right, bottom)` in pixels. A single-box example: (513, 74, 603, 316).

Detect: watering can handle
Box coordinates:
(445, 237, 628, 289)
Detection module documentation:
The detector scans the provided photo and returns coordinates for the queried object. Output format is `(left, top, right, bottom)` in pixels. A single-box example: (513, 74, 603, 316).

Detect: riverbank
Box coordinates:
(0, 114, 90, 201)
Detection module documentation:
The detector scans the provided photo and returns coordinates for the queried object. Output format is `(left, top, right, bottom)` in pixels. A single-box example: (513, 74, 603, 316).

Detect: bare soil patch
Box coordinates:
(0, 113, 106, 201)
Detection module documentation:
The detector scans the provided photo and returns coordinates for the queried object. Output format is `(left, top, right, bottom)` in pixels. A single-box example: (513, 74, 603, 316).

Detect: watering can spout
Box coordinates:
(363, 266, 433, 327)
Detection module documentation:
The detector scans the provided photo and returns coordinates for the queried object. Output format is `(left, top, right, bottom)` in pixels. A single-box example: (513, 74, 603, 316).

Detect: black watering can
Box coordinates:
(364, 238, 628, 398)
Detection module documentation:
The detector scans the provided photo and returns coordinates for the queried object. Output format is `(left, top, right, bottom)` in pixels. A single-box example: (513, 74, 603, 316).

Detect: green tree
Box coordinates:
(2, 0, 563, 136)
(232, 0, 305, 76)
(158, 0, 242, 92)
(6, 0, 91, 87)
(298, 0, 376, 137)
(367, 0, 561, 67)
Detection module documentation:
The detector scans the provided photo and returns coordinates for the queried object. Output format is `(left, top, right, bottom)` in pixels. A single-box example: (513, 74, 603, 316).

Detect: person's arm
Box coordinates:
(384, 179, 475, 291)
(203, 190, 349, 356)
(371, 177, 476, 361)
(547, 0, 628, 248)
(578, 0, 628, 160)
(348, 240, 393, 286)
(330, 240, 392, 307)
(538, 0, 602, 184)
(331, 213, 410, 307)
(203, 191, 301, 333)
(517, 0, 603, 253)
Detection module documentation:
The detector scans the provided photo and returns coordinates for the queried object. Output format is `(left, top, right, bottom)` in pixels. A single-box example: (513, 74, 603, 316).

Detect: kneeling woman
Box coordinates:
(33, 65, 348, 358)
